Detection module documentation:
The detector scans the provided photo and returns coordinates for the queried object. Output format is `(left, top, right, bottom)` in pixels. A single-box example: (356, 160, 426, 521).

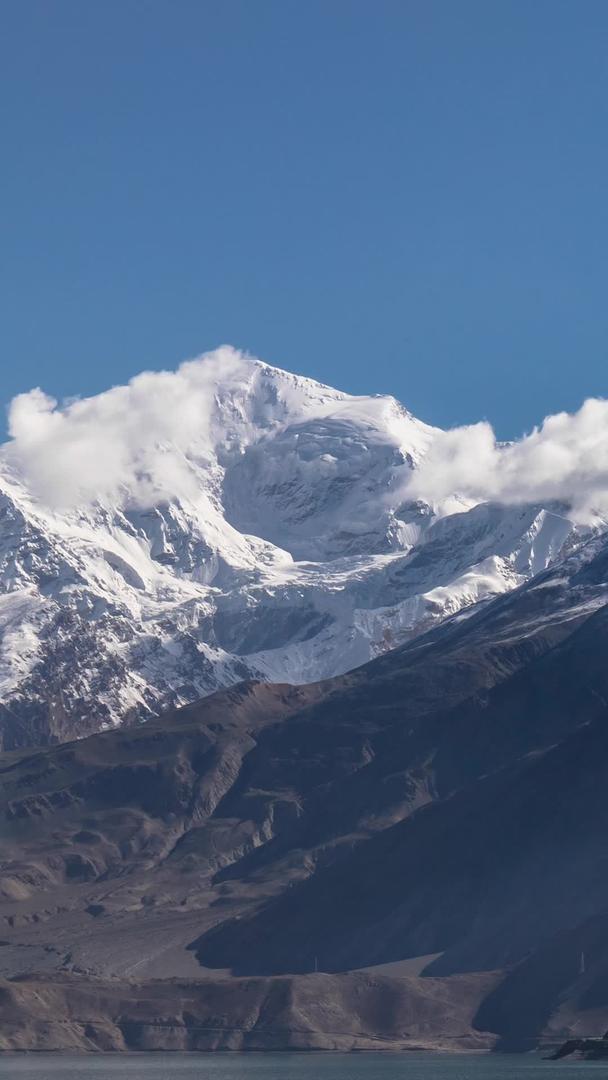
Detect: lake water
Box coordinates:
(0, 1053, 602, 1080)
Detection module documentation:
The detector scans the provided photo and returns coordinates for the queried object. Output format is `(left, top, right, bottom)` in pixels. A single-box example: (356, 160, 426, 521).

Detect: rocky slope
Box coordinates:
(0, 348, 589, 749)
(2, 529, 608, 1048)
(0, 971, 498, 1052)
(192, 533, 608, 986)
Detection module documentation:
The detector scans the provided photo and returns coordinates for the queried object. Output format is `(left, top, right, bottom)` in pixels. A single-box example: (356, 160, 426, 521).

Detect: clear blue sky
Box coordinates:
(2, 0, 608, 439)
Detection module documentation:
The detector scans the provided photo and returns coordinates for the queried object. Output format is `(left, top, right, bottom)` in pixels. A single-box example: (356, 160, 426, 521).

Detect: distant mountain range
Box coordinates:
(2, 527, 608, 1049)
(0, 352, 594, 750)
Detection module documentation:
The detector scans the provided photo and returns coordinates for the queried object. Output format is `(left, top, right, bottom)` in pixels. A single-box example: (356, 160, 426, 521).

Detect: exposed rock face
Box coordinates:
(0, 351, 591, 750)
(2, 531, 608, 1048)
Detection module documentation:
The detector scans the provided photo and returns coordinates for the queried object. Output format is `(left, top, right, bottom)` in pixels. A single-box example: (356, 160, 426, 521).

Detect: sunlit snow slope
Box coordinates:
(0, 349, 592, 747)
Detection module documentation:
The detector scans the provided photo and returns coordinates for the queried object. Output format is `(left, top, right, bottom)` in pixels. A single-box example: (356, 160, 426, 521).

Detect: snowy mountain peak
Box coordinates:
(0, 349, 597, 749)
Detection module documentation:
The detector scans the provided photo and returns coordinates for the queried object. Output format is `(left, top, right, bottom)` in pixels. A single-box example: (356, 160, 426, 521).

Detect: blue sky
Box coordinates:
(2, 0, 608, 439)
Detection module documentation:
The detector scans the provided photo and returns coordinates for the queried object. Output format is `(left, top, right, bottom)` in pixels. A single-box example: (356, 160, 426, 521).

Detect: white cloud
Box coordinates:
(403, 397, 608, 521)
(4, 346, 247, 508)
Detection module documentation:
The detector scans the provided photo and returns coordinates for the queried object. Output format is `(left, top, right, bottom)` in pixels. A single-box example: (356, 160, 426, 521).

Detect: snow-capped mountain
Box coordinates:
(0, 349, 594, 748)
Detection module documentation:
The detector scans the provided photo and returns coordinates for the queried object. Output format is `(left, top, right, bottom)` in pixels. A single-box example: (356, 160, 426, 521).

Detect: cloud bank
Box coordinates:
(3, 344, 608, 521)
